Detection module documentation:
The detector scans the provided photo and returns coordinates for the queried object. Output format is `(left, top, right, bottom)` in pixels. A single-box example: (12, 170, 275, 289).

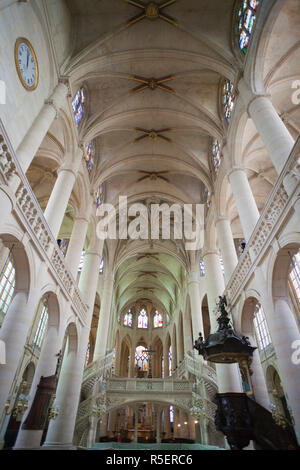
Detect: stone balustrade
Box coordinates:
(0, 119, 88, 325)
(225, 136, 300, 306)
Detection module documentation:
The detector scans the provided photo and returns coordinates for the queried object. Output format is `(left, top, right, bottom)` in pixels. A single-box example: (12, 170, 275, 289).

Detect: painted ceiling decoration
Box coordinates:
(137, 171, 170, 183)
(122, 0, 179, 28)
(130, 75, 176, 94)
(134, 128, 172, 143)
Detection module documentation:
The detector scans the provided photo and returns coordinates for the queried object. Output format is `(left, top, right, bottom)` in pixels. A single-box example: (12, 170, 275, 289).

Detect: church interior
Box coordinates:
(0, 0, 300, 451)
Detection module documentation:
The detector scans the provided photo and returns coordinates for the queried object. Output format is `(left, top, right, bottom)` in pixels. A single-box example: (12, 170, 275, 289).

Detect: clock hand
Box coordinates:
(27, 50, 29, 69)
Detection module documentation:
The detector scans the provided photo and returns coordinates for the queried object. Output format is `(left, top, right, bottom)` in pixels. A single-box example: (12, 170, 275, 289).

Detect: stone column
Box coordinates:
(65, 215, 90, 278)
(238, 78, 294, 175)
(215, 217, 238, 284)
(133, 408, 138, 443)
(182, 311, 193, 355)
(176, 320, 184, 364)
(14, 322, 63, 449)
(93, 273, 114, 360)
(156, 407, 162, 444)
(268, 298, 300, 440)
(203, 250, 242, 393)
(228, 167, 260, 241)
(43, 237, 104, 448)
(0, 274, 43, 423)
(16, 82, 69, 173)
(188, 268, 204, 343)
(246, 333, 270, 410)
(44, 166, 78, 240)
(128, 346, 135, 378)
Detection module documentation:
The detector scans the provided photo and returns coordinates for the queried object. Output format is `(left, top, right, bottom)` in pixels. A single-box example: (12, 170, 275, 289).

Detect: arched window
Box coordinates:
(138, 308, 148, 328)
(289, 251, 300, 303)
(85, 343, 91, 368)
(96, 185, 104, 208)
(78, 249, 85, 272)
(72, 87, 85, 127)
(124, 310, 133, 327)
(169, 405, 174, 423)
(85, 141, 95, 173)
(199, 259, 205, 277)
(154, 311, 163, 328)
(168, 345, 172, 376)
(237, 0, 260, 54)
(223, 79, 236, 124)
(0, 252, 15, 318)
(99, 257, 104, 274)
(253, 306, 271, 351)
(134, 345, 148, 371)
(33, 303, 48, 349)
(212, 139, 221, 172)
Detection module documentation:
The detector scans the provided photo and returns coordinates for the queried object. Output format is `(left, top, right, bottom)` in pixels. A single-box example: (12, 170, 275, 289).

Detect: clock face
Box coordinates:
(15, 38, 38, 90)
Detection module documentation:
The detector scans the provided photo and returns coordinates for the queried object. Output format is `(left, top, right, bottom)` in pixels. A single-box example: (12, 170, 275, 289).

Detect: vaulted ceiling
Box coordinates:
(29, 0, 300, 318)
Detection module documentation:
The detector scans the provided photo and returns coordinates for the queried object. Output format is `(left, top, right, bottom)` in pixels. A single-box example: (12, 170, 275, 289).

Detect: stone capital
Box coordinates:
(227, 165, 246, 180)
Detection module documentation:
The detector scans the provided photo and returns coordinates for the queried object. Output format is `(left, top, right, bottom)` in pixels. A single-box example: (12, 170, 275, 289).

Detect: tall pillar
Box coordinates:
(267, 298, 300, 440)
(182, 310, 193, 355)
(129, 347, 135, 378)
(133, 408, 138, 443)
(16, 82, 69, 173)
(14, 323, 63, 448)
(65, 215, 90, 278)
(246, 333, 270, 410)
(93, 273, 114, 360)
(228, 167, 260, 241)
(44, 166, 78, 240)
(238, 78, 294, 175)
(203, 249, 242, 393)
(215, 217, 238, 283)
(156, 407, 162, 444)
(0, 279, 43, 423)
(188, 268, 204, 342)
(43, 237, 104, 448)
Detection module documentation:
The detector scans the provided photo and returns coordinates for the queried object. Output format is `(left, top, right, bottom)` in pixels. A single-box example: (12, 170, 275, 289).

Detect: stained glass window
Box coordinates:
(289, 251, 300, 303)
(170, 405, 174, 423)
(199, 260, 205, 277)
(0, 253, 15, 316)
(99, 257, 104, 274)
(212, 139, 221, 172)
(33, 304, 48, 349)
(85, 343, 91, 368)
(169, 346, 172, 376)
(134, 345, 148, 371)
(238, 0, 260, 54)
(96, 185, 104, 208)
(253, 306, 272, 350)
(124, 310, 133, 327)
(78, 249, 85, 272)
(85, 141, 95, 173)
(72, 87, 85, 127)
(138, 308, 148, 328)
(223, 80, 236, 124)
(154, 311, 163, 328)
(57, 238, 68, 257)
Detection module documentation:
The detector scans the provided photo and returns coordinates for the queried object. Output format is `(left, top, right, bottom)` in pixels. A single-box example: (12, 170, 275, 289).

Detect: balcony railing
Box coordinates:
(225, 136, 300, 306)
(0, 119, 88, 325)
